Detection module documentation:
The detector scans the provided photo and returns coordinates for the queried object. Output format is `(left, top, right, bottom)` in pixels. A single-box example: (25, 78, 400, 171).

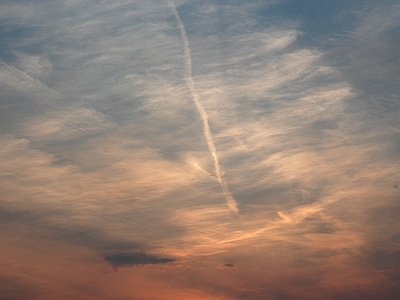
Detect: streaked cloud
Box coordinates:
(0, 0, 399, 299)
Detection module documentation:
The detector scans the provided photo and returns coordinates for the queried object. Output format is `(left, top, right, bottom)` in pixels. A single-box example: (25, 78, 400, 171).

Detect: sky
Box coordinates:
(0, 0, 399, 299)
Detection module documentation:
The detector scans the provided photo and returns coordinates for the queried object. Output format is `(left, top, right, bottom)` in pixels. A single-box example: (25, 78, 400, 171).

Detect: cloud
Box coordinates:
(104, 252, 176, 268)
(0, 0, 399, 299)
(0, 205, 145, 253)
(220, 263, 235, 268)
(22, 107, 112, 141)
(0, 275, 44, 300)
(170, 0, 238, 213)
(330, 2, 400, 96)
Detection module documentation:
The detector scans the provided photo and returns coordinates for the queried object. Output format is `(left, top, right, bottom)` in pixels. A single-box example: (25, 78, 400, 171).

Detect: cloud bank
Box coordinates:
(0, 0, 399, 299)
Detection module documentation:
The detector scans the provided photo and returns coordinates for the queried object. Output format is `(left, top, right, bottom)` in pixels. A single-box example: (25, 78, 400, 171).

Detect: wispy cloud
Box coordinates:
(0, 0, 399, 299)
(169, 1, 238, 213)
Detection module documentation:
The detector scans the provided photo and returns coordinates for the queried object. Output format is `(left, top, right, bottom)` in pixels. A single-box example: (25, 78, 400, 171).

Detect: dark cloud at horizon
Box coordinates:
(104, 252, 176, 268)
(220, 263, 235, 268)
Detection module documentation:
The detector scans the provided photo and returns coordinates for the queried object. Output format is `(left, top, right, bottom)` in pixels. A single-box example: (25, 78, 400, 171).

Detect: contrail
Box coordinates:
(169, 1, 239, 213)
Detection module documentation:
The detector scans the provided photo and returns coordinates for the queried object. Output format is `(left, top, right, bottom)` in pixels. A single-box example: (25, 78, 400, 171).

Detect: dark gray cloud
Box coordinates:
(220, 263, 235, 268)
(104, 252, 176, 268)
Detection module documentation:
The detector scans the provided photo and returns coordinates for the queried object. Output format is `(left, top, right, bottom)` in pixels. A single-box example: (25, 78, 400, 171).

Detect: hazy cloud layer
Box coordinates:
(0, 0, 399, 299)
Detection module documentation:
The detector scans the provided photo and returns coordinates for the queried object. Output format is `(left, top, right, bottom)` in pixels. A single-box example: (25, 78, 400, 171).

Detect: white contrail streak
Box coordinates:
(169, 1, 239, 213)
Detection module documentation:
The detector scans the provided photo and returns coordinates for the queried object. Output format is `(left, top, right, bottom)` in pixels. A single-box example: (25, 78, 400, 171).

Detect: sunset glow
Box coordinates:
(1, 0, 399, 299)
